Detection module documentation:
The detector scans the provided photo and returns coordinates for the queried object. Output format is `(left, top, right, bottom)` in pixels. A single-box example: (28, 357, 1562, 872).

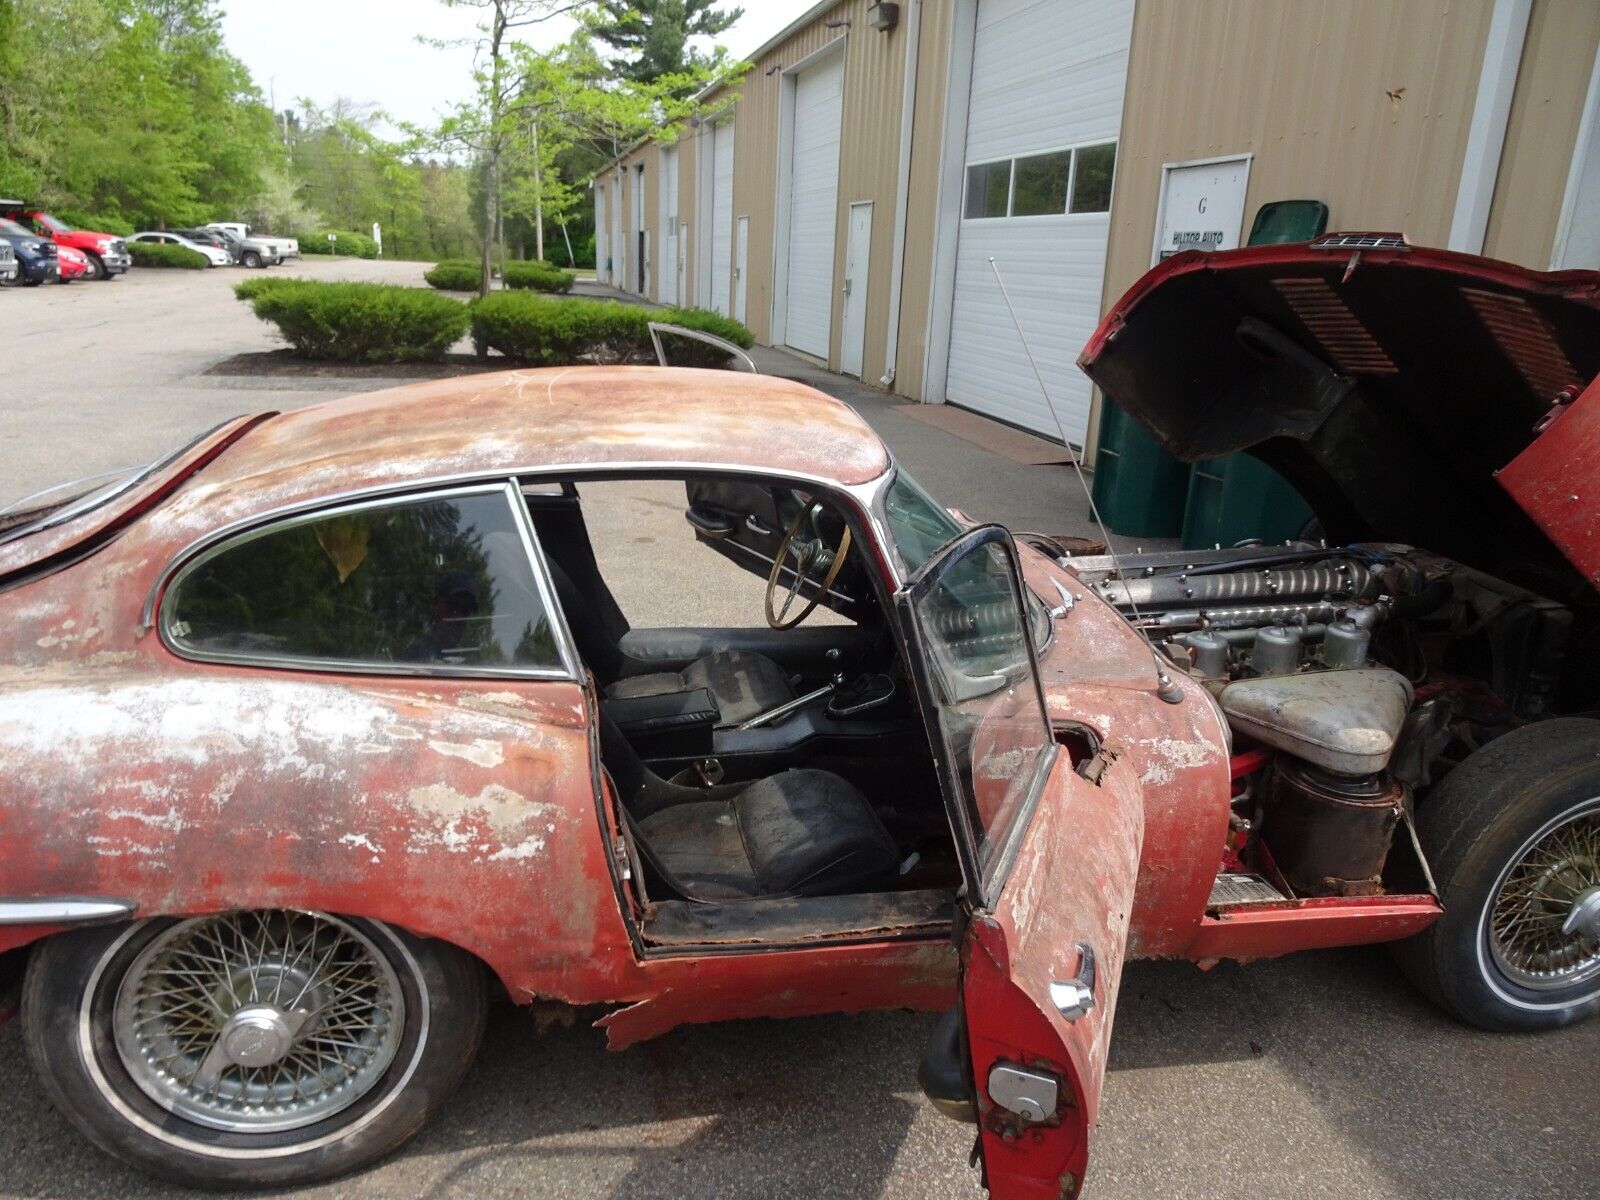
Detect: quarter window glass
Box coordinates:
(1070, 142, 1116, 213)
(964, 160, 1012, 219)
(1011, 151, 1071, 217)
(166, 491, 561, 670)
(911, 539, 1053, 883)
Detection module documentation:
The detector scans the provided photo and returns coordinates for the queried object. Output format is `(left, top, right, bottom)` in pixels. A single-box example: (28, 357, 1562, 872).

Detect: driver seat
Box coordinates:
(544, 559, 795, 725)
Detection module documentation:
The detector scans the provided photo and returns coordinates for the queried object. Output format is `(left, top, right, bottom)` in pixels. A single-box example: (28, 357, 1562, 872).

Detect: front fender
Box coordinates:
(0, 669, 634, 999)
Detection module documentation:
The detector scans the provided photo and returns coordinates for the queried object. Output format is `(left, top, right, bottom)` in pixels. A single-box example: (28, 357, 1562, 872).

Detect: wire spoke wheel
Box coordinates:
(111, 911, 405, 1133)
(1488, 804, 1600, 991)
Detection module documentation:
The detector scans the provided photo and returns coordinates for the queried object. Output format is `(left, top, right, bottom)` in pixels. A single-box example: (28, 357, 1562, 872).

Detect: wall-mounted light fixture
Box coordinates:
(867, 2, 899, 31)
(824, 18, 850, 29)
(765, 63, 783, 75)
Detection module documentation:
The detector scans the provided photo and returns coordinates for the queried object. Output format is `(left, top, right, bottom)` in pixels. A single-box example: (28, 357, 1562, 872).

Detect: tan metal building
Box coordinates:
(595, 0, 1600, 459)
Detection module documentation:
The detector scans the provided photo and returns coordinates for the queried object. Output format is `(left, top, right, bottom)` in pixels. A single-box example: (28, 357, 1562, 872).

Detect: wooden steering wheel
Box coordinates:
(764, 501, 853, 630)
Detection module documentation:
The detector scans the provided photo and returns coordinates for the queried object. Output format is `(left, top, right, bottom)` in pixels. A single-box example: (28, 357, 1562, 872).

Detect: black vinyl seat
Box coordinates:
(601, 717, 900, 901)
(544, 559, 794, 725)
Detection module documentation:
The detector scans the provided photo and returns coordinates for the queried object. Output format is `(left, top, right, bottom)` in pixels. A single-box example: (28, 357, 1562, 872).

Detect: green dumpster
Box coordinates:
(1091, 400, 1193, 539)
(1180, 453, 1314, 550)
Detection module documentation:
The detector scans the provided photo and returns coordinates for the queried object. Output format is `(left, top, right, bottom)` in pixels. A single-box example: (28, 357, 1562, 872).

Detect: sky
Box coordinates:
(218, 0, 802, 132)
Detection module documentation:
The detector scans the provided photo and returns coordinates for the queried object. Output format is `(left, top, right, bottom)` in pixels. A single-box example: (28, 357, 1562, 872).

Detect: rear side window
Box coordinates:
(164, 488, 564, 673)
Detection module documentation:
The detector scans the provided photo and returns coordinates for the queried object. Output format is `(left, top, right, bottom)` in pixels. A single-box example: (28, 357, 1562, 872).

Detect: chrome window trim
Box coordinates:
(508, 477, 584, 679)
(143, 460, 902, 633)
(156, 481, 578, 683)
(0, 896, 137, 926)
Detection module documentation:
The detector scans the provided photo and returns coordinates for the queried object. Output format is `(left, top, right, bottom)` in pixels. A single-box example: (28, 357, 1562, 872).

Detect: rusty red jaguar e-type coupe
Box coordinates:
(0, 239, 1596, 1195)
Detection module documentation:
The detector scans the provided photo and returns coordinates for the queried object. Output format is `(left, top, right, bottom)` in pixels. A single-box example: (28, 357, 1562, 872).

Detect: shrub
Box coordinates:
(53, 210, 135, 237)
(246, 280, 470, 362)
(232, 276, 299, 302)
(504, 261, 575, 293)
(128, 242, 208, 269)
(298, 229, 379, 259)
(468, 293, 754, 368)
(424, 259, 481, 291)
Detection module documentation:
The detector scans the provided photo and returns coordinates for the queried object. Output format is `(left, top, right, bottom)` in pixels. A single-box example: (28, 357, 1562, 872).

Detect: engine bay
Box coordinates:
(1065, 540, 1575, 901)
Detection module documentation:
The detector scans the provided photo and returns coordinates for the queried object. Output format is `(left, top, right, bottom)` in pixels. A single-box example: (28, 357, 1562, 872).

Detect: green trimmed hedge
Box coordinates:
(53, 210, 135, 237)
(232, 276, 299, 302)
(469, 293, 753, 367)
(504, 261, 575, 293)
(128, 242, 208, 269)
(245, 280, 469, 362)
(298, 229, 379, 258)
(423, 259, 481, 291)
(425, 258, 574, 293)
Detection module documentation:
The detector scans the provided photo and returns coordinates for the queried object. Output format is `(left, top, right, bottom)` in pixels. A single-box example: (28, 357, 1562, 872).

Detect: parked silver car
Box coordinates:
(191, 226, 279, 268)
(0, 242, 16, 284)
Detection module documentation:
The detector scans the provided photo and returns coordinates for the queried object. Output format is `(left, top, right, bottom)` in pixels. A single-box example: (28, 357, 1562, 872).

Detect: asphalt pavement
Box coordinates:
(0, 259, 1594, 1200)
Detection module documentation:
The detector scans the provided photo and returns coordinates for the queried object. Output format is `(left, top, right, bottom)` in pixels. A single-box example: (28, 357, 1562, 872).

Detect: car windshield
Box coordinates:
(0, 419, 237, 546)
(0, 218, 31, 238)
(883, 468, 1053, 651)
(37, 214, 70, 233)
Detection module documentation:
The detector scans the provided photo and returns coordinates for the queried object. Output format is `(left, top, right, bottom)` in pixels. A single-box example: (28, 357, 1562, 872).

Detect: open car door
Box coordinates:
(898, 526, 1144, 1200)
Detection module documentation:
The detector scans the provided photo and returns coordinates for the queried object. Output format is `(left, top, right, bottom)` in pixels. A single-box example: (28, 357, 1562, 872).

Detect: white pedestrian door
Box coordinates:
(710, 120, 735, 316)
(782, 50, 844, 358)
(841, 202, 872, 378)
(659, 146, 679, 305)
(610, 175, 624, 292)
(734, 216, 749, 324)
(594, 185, 608, 285)
(942, 0, 1133, 443)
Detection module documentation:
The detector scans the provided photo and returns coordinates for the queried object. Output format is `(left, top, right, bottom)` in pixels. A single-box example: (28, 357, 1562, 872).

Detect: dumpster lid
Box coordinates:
(1078, 239, 1600, 592)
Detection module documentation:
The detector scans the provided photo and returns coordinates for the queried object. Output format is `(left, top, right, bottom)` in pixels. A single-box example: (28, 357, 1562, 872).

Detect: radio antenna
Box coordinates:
(986, 257, 1182, 700)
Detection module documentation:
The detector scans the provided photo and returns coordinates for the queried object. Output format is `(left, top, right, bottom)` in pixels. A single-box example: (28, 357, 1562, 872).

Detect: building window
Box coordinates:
(964, 160, 1012, 219)
(165, 490, 560, 672)
(962, 140, 1117, 219)
(1011, 150, 1071, 217)
(1070, 142, 1116, 214)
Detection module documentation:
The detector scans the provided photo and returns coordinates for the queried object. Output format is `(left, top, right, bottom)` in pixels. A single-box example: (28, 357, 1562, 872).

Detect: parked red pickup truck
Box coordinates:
(0, 201, 130, 279)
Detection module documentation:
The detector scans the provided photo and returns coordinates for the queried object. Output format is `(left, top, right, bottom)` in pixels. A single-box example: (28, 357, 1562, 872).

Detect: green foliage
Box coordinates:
(468, 292, 752, 367)
(298, 229, 379, 259)
(232, 275, 297, 301)
(424, 260, 483, 291)
(51, 210, 136, 237)
(246, 281, 471, 362)
(586, 0, 743, 86)
(0, 0, 282, 229)
(504, 261, 575, 292)
(128, 241, 209, 269)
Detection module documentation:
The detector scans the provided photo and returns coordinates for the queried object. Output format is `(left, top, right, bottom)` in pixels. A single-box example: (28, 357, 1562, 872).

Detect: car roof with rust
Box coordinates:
(156, 366, 891, 531)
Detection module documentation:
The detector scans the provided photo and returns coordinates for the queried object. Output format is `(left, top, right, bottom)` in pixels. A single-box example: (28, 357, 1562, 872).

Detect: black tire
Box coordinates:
(23, 913, 487, 1189)
(84, 253, 106, 281)
(243, 250, 263, 268)
(1392, 718, 1600, 1031)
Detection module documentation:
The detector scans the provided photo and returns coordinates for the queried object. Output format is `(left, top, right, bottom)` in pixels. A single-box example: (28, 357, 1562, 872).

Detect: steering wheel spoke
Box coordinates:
(764, 501, 853, 630)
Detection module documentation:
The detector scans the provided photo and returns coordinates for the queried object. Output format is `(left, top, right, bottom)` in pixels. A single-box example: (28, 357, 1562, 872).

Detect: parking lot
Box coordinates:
(1, 260, 1597, 1200)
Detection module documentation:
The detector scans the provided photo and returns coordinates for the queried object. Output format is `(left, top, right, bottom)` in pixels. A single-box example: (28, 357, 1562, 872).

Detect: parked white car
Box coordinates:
(127, 232, 232, 267)
(205, 222, 299, 260)
(0, 242, 16, 284)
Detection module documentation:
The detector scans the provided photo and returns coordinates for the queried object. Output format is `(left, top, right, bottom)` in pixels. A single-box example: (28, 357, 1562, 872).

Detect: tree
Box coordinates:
(432, 0, 581, 296)
(586, 0, 743, 85)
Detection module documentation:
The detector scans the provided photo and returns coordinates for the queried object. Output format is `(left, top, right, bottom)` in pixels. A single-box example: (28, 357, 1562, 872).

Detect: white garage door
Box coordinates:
(944, 0, 1133, 443)
(710, 119, 735, 316)
(782, 50, 844, 359)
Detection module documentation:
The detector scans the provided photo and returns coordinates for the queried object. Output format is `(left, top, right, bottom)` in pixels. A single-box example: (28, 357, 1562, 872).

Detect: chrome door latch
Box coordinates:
(1048, 941, 1097, 1021)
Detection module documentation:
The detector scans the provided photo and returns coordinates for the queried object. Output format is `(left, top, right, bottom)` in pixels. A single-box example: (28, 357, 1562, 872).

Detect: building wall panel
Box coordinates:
(1483, 0, 1600, 268)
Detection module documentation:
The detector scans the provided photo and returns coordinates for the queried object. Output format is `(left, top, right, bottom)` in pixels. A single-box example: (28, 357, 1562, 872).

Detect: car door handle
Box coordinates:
(1048, 941, 1097, 1022)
